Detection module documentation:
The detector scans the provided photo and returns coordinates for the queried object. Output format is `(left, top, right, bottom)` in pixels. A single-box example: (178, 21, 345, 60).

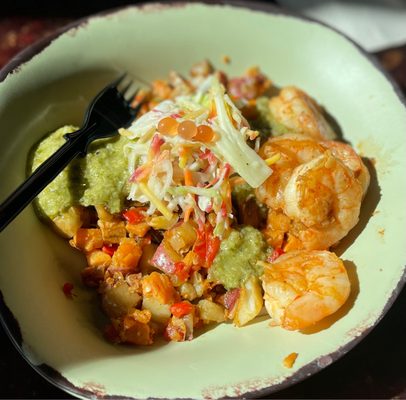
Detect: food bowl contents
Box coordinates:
(29, 60, 369, 345)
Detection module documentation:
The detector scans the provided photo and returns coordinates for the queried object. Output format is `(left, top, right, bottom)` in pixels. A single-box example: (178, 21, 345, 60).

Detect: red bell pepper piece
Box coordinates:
(122, 208, 145, 224)
(62, 282, 75, 299)
(193, 223, 220, 268)
(102, 244, 118, 257)
(170, 301, 193, 318)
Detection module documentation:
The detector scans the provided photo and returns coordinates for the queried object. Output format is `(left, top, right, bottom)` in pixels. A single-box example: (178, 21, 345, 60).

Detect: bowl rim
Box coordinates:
(0, 1, 406, 399)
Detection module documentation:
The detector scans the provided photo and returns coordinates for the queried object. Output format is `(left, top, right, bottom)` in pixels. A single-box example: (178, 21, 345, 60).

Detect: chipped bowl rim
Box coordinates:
(0, 1, 405, 399)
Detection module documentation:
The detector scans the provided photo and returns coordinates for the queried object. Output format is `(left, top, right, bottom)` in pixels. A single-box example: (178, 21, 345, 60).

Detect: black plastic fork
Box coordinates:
(0, 75, 142, 232)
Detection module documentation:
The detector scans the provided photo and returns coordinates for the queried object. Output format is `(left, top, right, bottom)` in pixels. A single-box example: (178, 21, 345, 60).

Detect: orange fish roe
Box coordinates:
(195, 125, 215, 143)
(157, 116, 179, 136)
(177, 120, 197, 139)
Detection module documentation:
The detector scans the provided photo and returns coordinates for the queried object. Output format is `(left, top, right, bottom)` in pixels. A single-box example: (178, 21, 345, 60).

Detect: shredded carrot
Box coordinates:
(184, 206, 194, 222)
(179, 146, 189, 168)
(184, 169, 193, 186)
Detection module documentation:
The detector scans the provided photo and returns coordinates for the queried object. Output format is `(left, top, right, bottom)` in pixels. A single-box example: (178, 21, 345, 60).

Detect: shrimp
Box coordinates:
(283, 152, 363, 250)
(256, 134, 367, 250)
(321, 141, 370, 197)
(268, 87, 336, 140)
(261, 250, 350, 330)
(256, 133, 325, 211)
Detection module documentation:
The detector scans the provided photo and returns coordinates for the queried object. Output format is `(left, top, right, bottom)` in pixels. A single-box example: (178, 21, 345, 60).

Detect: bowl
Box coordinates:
(1, 2, 406, 399)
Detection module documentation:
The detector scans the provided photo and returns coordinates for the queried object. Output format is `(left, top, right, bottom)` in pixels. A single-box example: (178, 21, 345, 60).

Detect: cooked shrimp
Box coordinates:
(256, 134, 367, 250)
(256, 134, 325, 210)
(283, 152, 363, 250)
(269, 87, 336, 140)
(261, 250, 351, 330)
(321, 141, 370, 196)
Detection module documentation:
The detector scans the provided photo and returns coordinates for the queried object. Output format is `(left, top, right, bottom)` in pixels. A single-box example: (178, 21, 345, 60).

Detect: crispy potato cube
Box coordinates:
(70, 228, 103, 252)
(81, 265, 107, 288)
(102, 280, 141, 318)
(126, 222, 150, 238)
(86, 250, 112, 268)
(98, 220, 127, 244)
(142, 272, 177, 305)
(138, 243, 159, 275)
(111, 238, 142, 273)
(233, 276, 263, 327)
(197, 299, 226, 324)
(95, 205, 116, 222)
(114, 314, 154, 345)
(142, 297, 171, 324)
(164, 316, 186, 342)
(52, 206, 86, 238)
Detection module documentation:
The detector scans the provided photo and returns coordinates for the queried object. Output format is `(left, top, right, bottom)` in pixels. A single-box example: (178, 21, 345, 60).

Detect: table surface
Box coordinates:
(1, 13, 406, 400)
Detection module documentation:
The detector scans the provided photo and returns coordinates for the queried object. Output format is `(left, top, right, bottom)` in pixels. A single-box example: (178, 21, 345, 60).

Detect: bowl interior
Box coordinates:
(0, 3, 406, 399)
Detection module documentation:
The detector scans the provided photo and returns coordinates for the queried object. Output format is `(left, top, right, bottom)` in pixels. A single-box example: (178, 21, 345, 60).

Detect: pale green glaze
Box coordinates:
(0, 3, 406, 399)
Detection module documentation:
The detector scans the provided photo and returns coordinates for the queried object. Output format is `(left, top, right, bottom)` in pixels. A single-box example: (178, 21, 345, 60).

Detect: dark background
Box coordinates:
(1, 1, 406, 398)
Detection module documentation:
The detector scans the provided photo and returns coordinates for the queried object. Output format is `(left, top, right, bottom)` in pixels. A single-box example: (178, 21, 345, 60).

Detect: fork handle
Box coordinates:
(0, 124, 97, 232)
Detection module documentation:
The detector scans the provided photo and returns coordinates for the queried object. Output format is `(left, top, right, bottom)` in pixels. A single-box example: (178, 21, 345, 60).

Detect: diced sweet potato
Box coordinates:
(98, 220, 127, 244)
(142, 272, 177, 305)
(110, 238, 142, 274)
(126, 222, 150, 238)
(70, 228, 103, 252)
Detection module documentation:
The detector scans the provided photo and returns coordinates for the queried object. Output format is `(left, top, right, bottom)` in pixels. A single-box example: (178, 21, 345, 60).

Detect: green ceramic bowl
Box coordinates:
(1, 2, 406, 398)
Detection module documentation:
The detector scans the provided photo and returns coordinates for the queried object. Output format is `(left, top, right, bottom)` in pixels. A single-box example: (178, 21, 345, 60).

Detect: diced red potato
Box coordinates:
(98, 220, 127, 244)
(81, 265, 107, 288)
(113, 311, 154, 345)
(101, 280, 142, 318)
(81, 250, 112, 287)
(86, 250, 112, 268)
(70, 228, 103, 252)
(233, 276, 263, 327)
(164, 221, 197, 253)
(142, 296, 171, 324)
(190, 271, 209, 298)
(52, 206, 87, 238)
(164, 316, 187, 342)
(197, 299, 226, 324)
(179, 282, 198, 301)
(110, 238, 142, 274)
(150, 240, 182, 274)
(95, 205, 117, 222)
(138, 243, 159, 275)
(228, 67, 271, 100)
(224, 288, 241, 311)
